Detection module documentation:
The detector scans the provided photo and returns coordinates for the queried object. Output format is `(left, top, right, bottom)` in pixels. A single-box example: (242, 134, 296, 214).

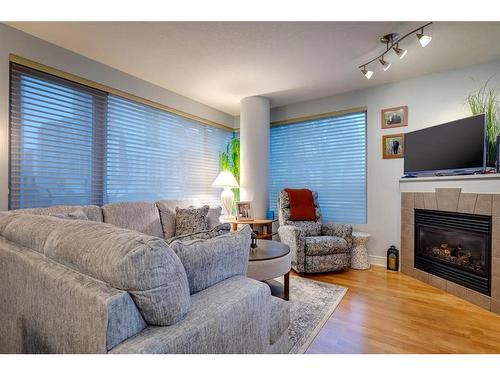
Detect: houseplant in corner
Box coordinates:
(467, 80, 500, 167)
(219, 137, 240, 212)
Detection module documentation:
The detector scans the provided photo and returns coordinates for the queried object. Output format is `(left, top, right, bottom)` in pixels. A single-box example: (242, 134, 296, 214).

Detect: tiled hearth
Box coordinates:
(401, 188, 500, 314)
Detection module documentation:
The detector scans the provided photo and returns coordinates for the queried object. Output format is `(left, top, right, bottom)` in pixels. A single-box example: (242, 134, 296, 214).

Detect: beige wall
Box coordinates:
(0, 23, 234, 211)
(270, 58, 500, 262)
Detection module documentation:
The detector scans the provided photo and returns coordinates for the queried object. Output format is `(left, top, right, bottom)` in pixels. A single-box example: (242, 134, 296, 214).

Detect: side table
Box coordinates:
(351, 231, 371, 270)
(226, 218, 277, 240)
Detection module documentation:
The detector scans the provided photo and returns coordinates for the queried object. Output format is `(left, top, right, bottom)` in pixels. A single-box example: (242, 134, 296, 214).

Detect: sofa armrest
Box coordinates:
(278, 225, 306, 273)
(321, 222, 353, 248)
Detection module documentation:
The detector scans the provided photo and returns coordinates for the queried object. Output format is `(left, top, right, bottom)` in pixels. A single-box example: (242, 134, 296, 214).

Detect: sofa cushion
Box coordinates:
(270, 296, 290, 345)
(169, 225, 252, 294)
(304, 236, 348, 256)
(13, 205, 103, 222)
(156, 199, 201, 239)
(174, 205, 209, 236)
(0, 214, 191, 326)
(166, 223, 231, 245)
(109, 276, 272, 354)
(102, 201, 164, 238)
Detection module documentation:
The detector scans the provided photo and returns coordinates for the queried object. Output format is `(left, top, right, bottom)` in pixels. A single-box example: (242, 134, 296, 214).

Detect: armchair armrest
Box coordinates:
(278, 225, 306, 273)
(321, 222, 353, 248)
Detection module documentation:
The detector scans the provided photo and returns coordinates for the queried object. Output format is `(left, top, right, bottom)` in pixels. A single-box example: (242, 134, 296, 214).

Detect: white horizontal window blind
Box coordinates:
(9, 64, 232, 209)
(105, 95, 232, 205)
(9, 64, 107, 209)
(270, 111, 367, 224)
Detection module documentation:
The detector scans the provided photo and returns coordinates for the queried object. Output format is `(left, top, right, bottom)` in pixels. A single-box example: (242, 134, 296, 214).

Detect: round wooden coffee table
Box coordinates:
(247, 240, 291, 300)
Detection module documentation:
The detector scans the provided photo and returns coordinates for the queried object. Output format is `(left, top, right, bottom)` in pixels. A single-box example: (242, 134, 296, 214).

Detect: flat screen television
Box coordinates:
(403, 114, 487, 177)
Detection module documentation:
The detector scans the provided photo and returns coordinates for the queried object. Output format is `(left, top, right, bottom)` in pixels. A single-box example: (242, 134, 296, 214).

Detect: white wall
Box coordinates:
(271, 59, 500, 262)
(0, 23, 234, 211)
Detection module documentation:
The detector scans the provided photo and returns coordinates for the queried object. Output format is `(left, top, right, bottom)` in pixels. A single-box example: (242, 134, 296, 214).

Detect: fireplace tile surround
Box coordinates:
(401, 187, 500, 315)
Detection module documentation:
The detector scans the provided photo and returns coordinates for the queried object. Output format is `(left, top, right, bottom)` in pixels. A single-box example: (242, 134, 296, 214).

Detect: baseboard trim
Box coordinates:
(368, 255, 386, 267)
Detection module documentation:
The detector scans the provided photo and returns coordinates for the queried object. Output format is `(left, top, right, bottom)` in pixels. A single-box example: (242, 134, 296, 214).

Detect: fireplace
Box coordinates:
(414, 209, 491, 295)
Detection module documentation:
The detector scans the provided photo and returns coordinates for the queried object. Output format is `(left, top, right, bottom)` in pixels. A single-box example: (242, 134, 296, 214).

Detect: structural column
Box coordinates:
(240, 96, 270, 219)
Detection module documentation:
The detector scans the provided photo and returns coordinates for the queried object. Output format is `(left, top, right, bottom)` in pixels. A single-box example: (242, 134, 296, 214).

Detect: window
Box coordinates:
(105, 95, 232, 204)
(9, 63, 232, 209)
(9, 64, 107, 209)
(269, 111, 367, 224)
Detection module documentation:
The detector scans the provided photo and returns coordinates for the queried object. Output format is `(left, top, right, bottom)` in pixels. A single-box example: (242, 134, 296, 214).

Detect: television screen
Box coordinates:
(404, 114, 486, 176)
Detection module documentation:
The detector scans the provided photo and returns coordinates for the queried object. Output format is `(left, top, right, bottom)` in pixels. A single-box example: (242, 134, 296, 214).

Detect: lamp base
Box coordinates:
(220, 188, 234, 218)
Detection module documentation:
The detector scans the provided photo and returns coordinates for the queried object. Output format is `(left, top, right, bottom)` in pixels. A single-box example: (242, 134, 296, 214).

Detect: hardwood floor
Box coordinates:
(300, 265, 500, 354)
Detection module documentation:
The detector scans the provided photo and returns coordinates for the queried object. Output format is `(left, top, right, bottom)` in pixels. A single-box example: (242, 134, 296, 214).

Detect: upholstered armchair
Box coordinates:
(277, 189, 352, 273)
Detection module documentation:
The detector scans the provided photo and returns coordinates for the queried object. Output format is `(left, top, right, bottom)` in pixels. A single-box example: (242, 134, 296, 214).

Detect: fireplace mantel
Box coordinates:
(400, 186, 500, 315)
(400, 173, 500, 193)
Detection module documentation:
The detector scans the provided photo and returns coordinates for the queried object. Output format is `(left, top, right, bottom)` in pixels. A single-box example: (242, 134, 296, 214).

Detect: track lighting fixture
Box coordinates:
(358, 22, 432, 79)
(393, 45, 407, 59)
(417, 28, 432, 47)
(361, 66, 373, 79)
(379, 57, 391, 71)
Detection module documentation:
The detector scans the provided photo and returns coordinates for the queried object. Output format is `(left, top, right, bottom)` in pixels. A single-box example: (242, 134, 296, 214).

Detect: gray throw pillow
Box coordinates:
(175, 205, 209, 236)
(49, 209, 89, 221)
(166, 223, 231, 244)
(207, 206, 222, 229)
(169, 225, 252, 294)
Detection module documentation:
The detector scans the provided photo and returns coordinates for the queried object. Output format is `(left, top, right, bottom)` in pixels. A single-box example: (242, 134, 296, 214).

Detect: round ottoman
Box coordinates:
(351, 231, 371, 270)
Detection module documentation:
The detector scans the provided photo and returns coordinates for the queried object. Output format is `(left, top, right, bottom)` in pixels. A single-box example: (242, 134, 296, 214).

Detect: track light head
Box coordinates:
(393, 45, 407, 59)
(417, 29, 432, 47)
(361, 66, 373, 79)
(379, 57, 391, 71)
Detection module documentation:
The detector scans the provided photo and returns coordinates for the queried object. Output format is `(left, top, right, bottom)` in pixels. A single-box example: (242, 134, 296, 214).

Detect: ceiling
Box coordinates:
(6, 22, 500, 116)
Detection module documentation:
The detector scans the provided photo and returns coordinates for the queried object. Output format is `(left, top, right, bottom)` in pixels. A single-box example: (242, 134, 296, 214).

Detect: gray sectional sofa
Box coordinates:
(0, 200, 290, 354)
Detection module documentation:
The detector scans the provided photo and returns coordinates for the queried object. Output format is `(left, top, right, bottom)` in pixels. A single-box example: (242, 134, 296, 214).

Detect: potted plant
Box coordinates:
(467, 80, 500, 167)
(219, 137, 240, 210)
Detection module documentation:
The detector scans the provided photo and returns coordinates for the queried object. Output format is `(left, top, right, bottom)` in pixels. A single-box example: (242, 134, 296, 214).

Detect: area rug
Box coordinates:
(286, 275, 347, 353)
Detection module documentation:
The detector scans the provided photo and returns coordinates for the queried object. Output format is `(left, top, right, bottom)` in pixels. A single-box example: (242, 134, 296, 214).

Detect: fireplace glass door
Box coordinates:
(414, 209, 491, 295)
(417, 226, 487, 276)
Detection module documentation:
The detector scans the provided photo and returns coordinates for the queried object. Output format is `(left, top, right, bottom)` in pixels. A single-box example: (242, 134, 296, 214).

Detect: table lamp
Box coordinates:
(212, 171, 239, 219)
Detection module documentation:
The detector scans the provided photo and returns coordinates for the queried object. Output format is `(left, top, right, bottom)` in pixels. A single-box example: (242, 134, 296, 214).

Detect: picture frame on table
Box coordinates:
(381, 106, 408, 129)
(237, 201, 253, 221)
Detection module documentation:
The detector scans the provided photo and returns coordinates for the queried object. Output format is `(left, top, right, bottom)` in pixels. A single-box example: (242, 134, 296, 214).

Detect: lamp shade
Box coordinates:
(212, 171, 239, 188)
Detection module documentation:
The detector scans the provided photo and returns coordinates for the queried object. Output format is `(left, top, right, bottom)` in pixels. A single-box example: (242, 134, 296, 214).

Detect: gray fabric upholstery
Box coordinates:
(109, 276, 273, 354)
(268, 328, 291, 354)
(277, 189, 352, 273)
(166, 223, 231, 245)
(1, 199, 290, 354)
(174, 205, 209, 236)
(169, 225, 252, 294)
(0, 237, 146, 353)
(13, 205, 103, 222)
(0, 214, 191, 326)
(102, 201, 164, 238)
(305, 236, 348, 256)
(156, 199, 201, 239)
(270, 297, 290, 345)
(48, 208, 89, 220)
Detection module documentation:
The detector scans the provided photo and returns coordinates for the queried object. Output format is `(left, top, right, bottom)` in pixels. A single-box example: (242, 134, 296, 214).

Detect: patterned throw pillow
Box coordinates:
(166, 223, 231, 244)
(48, 209, 89, 221)
(175, 205, 210, 236)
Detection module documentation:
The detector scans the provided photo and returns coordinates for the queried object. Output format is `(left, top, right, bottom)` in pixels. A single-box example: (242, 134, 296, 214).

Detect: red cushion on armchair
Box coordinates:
(285, 188, 317, 221)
